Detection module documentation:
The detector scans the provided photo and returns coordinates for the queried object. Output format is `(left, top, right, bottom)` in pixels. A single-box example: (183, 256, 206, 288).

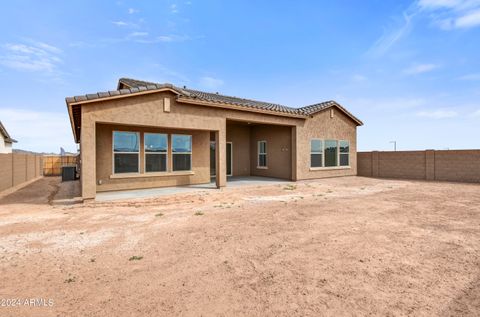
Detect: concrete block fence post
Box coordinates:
(372, 151, 379, 177)
(425, 150, 435, 181)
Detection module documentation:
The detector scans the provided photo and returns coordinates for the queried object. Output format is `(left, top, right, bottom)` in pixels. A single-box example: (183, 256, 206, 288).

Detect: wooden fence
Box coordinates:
(0, 153, 43, 193)
(43, 155, 78, 176)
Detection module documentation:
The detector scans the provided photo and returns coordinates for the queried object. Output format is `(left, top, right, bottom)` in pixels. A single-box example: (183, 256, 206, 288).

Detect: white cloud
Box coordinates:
(419, 0, 480, 29)
(403, 63, 439, 75)
(158, 35, 174, 42)
(366, 3, 418, 57)
(457, 73, 480, 80)
(418, 0, 480, 11)
(455, 9, 480, 27)
(472, 109, 480, 116)
(351, 74, 367, 82)
(128, 8, 139, 14)
(128, 32, 149, 38)
(416, 109, 458, 118)
(129, 34, 189, 44)
(199, 76, 224, 89)
(368, 0, 480, 56)
(170, 4, 178, 13)
(111, 21, 139, 28)
(0, 41, 62, 73)
(0, 108, 76, 153)
(112, 21, 128, 26)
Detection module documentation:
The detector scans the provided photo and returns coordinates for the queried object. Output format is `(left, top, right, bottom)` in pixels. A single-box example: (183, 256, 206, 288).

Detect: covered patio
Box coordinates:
(210, 119, 297, 184)
(95, 176, 291, 201)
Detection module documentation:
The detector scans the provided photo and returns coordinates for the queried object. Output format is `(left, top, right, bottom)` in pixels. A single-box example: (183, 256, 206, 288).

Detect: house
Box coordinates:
(66, 78, 363, 200)
(0, 121, 17, 154)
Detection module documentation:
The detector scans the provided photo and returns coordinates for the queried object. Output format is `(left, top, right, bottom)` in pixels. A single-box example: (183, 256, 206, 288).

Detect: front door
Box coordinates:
(210, 141, 233, 177)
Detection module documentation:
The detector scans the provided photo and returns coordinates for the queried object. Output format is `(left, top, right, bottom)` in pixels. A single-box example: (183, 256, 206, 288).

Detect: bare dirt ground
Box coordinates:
(0, 176, 479, 316)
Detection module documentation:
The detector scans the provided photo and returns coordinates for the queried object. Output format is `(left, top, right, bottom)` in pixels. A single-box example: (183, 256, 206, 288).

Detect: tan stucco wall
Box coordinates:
(295, 108, 357, 180)
(226, 123, 250, 176)
(95, 123, 210, 192)
(250, 124, 292, 180)
(77, 90, 359, 198)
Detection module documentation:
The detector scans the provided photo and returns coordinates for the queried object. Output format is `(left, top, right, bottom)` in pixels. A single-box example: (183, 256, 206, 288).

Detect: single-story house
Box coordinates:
(0, 120, 17, 154)
(66, 78, 363, 200)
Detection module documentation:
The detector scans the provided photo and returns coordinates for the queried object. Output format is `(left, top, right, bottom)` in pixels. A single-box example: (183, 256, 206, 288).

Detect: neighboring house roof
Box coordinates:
(66, 77, 363, 142)
(0, 121, 17, 143)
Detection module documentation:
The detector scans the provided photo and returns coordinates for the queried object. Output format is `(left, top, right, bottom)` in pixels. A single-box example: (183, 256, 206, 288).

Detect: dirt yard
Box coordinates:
(0, 176, 479, 316)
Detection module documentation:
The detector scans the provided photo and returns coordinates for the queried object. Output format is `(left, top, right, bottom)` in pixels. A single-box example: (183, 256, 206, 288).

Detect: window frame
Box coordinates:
(112, 130, 140, 174)
(257, 140, 267, 169)
(144, 133, 168, 173)
(310, 138, 324, 168)
(339, 140, 350, 167)
(309, 138, 352, 170)
(172, 133, 192, 171)
(323, 139, 339, 168)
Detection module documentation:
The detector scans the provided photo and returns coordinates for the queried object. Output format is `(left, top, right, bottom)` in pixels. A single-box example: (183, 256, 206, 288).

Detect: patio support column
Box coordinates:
(80, 111, 96, 200)
(215, 125, 227, 188)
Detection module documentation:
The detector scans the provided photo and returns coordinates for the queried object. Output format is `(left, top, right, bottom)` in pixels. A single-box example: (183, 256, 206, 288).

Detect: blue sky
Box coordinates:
(0, 0, 479, 153)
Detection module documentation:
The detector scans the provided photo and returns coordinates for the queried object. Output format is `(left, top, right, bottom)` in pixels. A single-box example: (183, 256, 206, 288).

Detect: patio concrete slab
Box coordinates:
(95, 176, 290, 202)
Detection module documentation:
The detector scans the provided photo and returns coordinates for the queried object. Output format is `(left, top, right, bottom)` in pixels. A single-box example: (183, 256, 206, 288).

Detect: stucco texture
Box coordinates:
(95, 123, 210, 192)
(77, 91, 359, 198)
(296, 109, 357, 180)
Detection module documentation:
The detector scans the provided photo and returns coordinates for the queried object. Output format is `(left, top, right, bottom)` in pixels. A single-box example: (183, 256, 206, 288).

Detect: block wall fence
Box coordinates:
(0, 153, 43, 193)
(357, 150, 480, 183)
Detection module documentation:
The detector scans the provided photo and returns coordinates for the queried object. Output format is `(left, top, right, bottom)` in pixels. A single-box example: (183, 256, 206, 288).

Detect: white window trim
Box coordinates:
(112, 131, 140, 175)
(144, 133, 168, 173)
(310, 138, 324, 168)
(172, 134, 192, 171)
(257, 140, 267, 169)
(339, 140, 350, 167)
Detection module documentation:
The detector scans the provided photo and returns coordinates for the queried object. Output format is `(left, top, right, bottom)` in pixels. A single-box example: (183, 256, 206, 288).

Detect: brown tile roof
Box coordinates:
(66, 77, 363, 142)
(117, 78, 362, 123)
(65, 82, 182, 104)
(0, 120, 17, 143)
(119, 78, 299, 114)
(298, 100, 363, 125)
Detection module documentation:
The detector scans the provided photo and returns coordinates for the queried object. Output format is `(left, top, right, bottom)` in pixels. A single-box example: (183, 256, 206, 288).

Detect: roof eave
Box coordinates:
(66, 100, 79, 143)
(66, 87, 183, 107)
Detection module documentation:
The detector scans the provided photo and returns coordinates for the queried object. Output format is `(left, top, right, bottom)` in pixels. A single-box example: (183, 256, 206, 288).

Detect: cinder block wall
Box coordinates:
(357, 150, 480, 183)
(0, 153, 43, 193)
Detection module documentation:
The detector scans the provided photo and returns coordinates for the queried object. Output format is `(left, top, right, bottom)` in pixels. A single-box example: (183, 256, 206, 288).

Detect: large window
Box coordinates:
(145, 133, 168, 172)
(258, 141, 267, 168)
(310, 139, 323, 167)
(309, 139, 351, 168)
(113, 131, 139, 173)
(324, 140, 338, 167)
(339, 140, 350, 166)
(172, 134, 192, 171)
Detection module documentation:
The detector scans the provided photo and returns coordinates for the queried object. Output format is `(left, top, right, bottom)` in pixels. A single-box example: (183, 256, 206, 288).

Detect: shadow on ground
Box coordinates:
(0, 177, 81, 206)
